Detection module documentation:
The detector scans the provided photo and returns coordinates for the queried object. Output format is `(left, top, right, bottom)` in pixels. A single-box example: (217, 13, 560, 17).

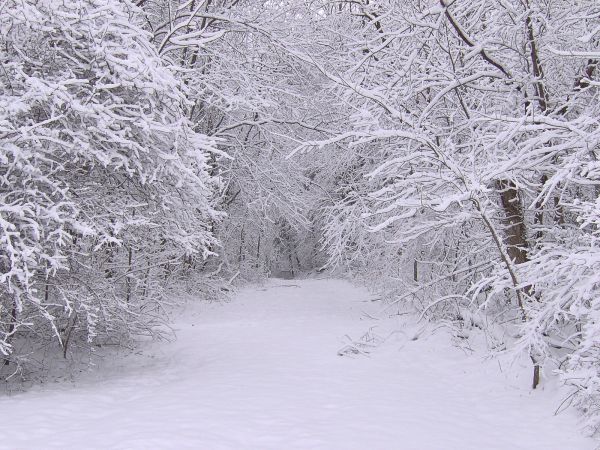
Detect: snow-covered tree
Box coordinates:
(0, 0, 219, 369)
(292, 0, 600, 398)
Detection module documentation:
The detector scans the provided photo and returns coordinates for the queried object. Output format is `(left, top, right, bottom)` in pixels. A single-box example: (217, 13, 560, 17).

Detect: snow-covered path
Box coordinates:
(0, 279, 594, 449)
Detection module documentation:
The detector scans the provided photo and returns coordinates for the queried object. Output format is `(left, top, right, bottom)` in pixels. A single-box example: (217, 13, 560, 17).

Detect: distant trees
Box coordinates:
(136, 0, 332, 277)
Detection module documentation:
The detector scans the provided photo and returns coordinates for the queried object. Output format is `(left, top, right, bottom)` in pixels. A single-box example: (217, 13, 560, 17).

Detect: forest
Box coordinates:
(1, 0, 600, 444)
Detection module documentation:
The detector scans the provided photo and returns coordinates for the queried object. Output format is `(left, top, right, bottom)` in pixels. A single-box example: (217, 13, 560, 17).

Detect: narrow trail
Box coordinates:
(0, 279, 594, 449)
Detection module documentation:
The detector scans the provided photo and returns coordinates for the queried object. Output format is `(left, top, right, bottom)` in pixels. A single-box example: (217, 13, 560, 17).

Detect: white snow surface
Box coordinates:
(0, 278, 595, 450)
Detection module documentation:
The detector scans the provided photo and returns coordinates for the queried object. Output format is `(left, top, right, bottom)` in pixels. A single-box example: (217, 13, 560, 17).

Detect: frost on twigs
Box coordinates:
(0, 0, 219, 377)
(310, 0, 600, 432)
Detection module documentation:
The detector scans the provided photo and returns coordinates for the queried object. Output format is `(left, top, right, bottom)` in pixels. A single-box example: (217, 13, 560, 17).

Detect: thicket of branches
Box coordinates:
(0, 0, 222, 375)
(1, 0, 600, 434)
(302, 0, 600, 432)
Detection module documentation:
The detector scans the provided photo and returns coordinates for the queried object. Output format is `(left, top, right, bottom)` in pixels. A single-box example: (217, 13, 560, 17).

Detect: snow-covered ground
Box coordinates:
(0, 279, 594, 449)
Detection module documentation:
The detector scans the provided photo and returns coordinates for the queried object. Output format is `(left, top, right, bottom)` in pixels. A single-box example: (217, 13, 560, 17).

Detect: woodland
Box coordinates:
(1, 0, 600, 436)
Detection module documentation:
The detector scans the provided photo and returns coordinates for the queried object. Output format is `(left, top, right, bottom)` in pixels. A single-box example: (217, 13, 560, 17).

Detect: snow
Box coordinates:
(0, 278, 594, 449)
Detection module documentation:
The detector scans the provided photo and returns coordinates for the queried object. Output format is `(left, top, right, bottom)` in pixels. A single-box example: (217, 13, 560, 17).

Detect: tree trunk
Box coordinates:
(126, 245, 133, 304)
(496, 179, 529, 266)
(4, 299, 17, 366)
(534, 174, 548, 241)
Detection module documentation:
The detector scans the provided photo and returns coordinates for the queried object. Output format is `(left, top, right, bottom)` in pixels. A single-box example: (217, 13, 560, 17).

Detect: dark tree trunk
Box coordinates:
(496, 179, 529, 266)
(4, 300, 17, 366)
